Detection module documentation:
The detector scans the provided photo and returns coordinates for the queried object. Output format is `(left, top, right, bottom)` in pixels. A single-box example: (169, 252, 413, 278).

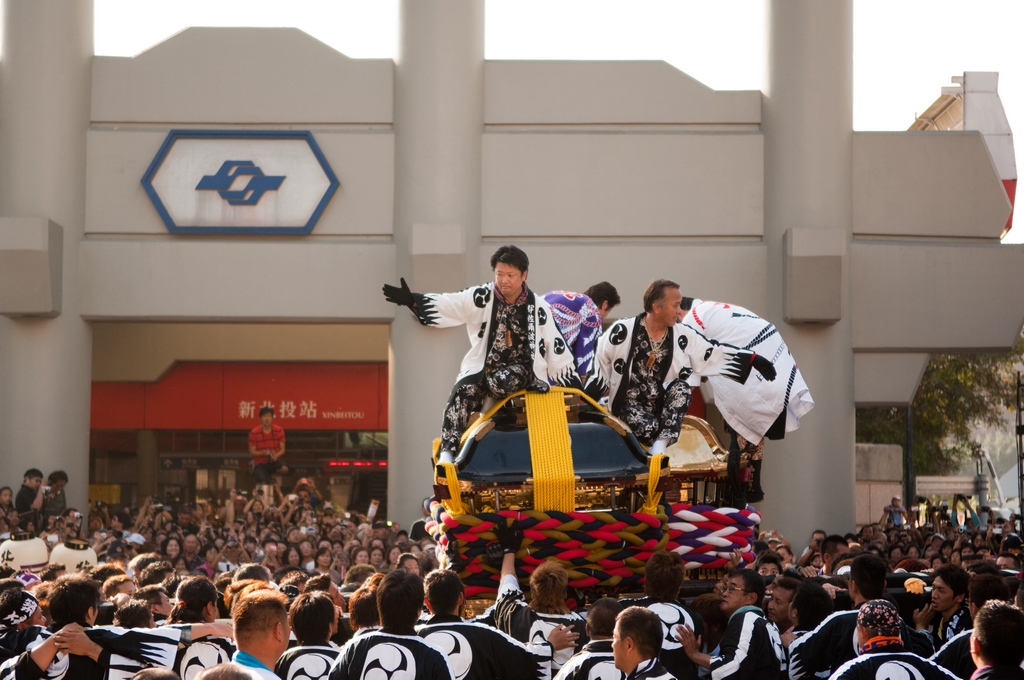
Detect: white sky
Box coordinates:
(95, 0, 1022, 241)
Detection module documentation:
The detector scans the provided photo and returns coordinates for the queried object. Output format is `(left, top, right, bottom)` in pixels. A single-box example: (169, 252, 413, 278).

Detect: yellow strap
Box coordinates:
(524, 390, 576, 513)
(437, 462, 468, 516)
(640, 454, 667, 516)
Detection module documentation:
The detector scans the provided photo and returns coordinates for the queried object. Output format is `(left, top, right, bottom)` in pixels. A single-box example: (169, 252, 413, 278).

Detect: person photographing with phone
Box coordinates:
(249, 406, 288, 484)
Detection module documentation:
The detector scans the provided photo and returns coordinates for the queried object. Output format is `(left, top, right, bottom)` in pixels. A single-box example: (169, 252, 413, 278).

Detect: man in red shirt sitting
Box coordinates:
(249, 407, 288, 483)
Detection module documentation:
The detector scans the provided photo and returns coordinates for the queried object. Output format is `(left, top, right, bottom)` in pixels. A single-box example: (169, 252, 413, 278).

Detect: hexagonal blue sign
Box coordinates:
(141, 130, 339, 235)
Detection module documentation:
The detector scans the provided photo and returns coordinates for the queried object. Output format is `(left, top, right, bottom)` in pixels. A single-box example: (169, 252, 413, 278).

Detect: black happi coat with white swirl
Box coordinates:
(175, 635, 235, 680)
(619, 597, 704, 680)
(275, 644, 340, 680)
(829, 649, 960, 680)
(418, 614, 553, 680)
(328, 631, 456, 680)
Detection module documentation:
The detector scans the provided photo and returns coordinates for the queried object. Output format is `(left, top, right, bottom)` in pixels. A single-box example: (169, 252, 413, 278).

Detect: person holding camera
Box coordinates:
(42, 470, 68, 521)
(249, 406, 288, 484)
(880, 495, 908, 529)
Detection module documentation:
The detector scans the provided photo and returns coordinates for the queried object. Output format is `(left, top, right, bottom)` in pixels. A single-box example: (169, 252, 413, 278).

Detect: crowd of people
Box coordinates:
(1, 244, 1021, 679)
(0, 468, 1022, 680)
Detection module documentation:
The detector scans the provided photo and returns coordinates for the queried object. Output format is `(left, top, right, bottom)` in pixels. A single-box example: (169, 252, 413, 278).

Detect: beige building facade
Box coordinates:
(0, 0, 1020, 541)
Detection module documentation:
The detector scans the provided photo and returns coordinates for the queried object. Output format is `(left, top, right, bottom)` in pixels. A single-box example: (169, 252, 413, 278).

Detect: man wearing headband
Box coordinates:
(828, 600, 958, 680)
(0, 589, 46, 658)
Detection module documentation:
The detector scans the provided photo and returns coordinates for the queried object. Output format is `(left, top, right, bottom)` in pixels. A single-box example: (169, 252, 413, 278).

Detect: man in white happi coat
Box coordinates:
(679, 298, 813, 502)
(589, 280, 775, 455)
(383, 245, 581, 462)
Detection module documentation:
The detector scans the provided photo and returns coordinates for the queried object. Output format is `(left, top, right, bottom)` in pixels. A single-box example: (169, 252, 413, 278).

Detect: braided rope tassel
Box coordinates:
(640, 454, 667, 516)
(437, 463, 468, 516)
(665, 503, 760, 570)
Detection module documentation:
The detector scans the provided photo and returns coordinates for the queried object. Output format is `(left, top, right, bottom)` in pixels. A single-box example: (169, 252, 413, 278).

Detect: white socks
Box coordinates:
(650, 438, 669, 454)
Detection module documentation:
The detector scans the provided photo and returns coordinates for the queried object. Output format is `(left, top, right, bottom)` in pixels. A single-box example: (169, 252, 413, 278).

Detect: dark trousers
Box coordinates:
(440, 364, 532, 453)
(621, 380, 692, 447)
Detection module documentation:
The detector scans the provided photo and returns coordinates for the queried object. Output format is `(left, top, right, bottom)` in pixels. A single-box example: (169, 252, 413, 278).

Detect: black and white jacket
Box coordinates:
(829, 649, 959, 680)
(682, 300, 813, 443)
(175, 634, 235, 680)
(275, 644, 340, 680)
(788, 608, 934, 680)
(553, 640, 624, 680)
(923, 604, 972, 650)
(593, 315, 752, 418)
(418, 614, 553, 680)
(929, 629, 974, 680)
(708, 608, 784, 680)
(328, 630, 455, 680)
(0, 629, 46, 665)
(619, 597, 703, 680)
(627, 658, 674, 680)
(0, 625, 183, 680)
(411, 283, 581, 388)
(492, 575, 588, 670)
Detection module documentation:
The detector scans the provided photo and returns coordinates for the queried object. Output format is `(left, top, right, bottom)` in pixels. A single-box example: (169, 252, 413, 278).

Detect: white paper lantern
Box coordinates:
(49, 539, 98, 571)
(0, 532, 50, 573)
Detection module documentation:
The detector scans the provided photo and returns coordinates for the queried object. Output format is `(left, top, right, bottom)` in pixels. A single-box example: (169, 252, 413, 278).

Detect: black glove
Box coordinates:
(382, 278, 416, 309)
(445, 539, 470, 572)
(751, 354, 776, 381)
(483, 542, 505, 569)
(494, 519, 523, 554)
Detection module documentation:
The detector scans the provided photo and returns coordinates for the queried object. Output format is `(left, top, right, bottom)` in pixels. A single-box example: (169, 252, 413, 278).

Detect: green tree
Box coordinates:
(856, 335, 1024, 476)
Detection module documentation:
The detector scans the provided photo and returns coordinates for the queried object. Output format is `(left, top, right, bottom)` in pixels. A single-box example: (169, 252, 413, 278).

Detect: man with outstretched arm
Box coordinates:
(384, 245, 581, 462)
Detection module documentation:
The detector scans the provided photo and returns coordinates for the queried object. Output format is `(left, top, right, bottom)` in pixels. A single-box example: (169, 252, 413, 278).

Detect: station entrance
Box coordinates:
(87, 323, 391, 517)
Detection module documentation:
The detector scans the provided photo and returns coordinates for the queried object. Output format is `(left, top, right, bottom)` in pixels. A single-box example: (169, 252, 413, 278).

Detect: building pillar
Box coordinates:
(759, 0, 856, 540)
(389, 0, 485, 525)
(137, 430, 159, 501)
(0, 1, 94, 510)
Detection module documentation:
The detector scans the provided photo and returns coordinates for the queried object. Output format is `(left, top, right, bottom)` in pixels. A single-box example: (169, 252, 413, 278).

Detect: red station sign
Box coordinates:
(91, 362, 387, 431)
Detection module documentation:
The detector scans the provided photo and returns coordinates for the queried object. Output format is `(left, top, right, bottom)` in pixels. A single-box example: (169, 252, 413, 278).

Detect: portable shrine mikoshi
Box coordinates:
(425, 387, 761, 599)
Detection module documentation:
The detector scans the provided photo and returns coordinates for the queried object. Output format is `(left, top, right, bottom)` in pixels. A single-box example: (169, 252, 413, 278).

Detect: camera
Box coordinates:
(152, 504, 164, 512)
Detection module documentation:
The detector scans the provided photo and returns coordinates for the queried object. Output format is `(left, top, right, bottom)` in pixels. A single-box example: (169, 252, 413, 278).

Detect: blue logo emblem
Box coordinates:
(195, 161, 285, 205)
(141, 130, 339, 235)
